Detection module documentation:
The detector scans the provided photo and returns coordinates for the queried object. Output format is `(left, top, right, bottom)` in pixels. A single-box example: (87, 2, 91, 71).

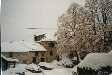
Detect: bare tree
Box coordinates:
(56, 3, 81, 63)
(56, 3, 101, 60)
(56, 0, 112, 62)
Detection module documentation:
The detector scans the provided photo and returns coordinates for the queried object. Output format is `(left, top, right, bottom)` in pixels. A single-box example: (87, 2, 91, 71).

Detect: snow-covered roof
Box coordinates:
(1, 41, 29, 52)
(39, 37, 56, 42)
(1, 41, 47, 52)
(20, 41, 47, 51)
(1, 54, 19, 62)
(78, 51, 112, 70)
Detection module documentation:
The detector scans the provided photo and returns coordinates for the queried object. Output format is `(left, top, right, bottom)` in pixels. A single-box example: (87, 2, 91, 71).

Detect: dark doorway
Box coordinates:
(35, 52, 38, 56)
(41, 58, 45, 62)
(9, 52, 13, 57)
(32, 57, 36, 63)
(50, 51, 53, 56)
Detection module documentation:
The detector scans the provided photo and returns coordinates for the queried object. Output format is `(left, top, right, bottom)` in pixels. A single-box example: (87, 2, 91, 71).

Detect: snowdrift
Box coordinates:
(77, 51, 112, 75)
(58, 57, 74, 68)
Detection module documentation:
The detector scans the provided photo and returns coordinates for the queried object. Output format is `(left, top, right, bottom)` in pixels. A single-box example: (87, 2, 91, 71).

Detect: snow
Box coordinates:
(2, 61, 73, 75)
(38, 61, 64, 69)
(1, 41, 46, 52)
(39, 62, 56, 69)
(45, 68, 73, 75)
(2, 68, 15, 75)
(25, 63, 41, 71)
(51, 60, 59, 65)
(2, 64, 27, 75)
(1, 41, 29, 52)
(3, 64, 26, 74)
(21, 41, 47, 51)
(15, 64, 27, 73)
(51, 60, 59, 67)
(25, 68, 72, 75)
(39, 37, 56, 42)
(6, 58, 19, 62)
(25, 71, 44, 75)
(78, 51, 112, 70)
(72, 57, 77, 60)
(1, 54, 19, 62)
(109, 50, 112, 55)
(72, 65, 77, 72)
(58, 57, 73, 66)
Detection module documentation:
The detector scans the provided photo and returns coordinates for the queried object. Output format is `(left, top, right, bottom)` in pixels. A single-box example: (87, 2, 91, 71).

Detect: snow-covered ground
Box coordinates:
(2, 51, 112, 75)
(2, 61, 73, 75)
(45, 68, 73, 75)
(2, 64, 27, 75)
(25, 68, 73, 75)
(110, 73, 112, 75)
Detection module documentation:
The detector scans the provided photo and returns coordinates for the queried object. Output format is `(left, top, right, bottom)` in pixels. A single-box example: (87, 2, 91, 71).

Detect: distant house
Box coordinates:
(77, 51, 112, 75)
(1, 40, 57, 64)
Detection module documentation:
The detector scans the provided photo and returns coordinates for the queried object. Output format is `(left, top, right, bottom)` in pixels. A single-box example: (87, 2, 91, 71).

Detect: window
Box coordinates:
(9, 52, 13, 57)
(41, 52, 45, 56)
(48, 42, 55, 48)
(23, 60, 27, 63)
(32, 57, 36, 63)
(35, 52, 38, 56)
(50, 51, 53, 56)
(41, 58, 45, 62)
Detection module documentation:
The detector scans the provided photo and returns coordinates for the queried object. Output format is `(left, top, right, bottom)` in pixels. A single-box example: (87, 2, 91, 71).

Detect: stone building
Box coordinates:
(1, 40, 57, 64)
(39, 41, 57, 62)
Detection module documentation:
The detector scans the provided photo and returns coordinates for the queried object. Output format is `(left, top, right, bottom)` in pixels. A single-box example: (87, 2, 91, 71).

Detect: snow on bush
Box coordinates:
(39, 62, 56, 69)
(25, 63, 41, 71)
(77, 51, 112, 70)
(72, 65, 77, 72)
(51, 60, 59, 65)
(72, 57, 77, 61)
(58, 57, 74, 68)
(109, 50, 112, 55)
(51, 60, 61, 68)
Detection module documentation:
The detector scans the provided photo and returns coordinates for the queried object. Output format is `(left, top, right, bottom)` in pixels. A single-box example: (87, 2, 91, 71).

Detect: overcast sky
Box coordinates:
(1, 0, 85, 42)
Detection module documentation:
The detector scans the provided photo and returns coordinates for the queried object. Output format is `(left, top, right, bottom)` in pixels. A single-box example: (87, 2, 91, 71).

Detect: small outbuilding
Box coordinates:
(1, 54, 19, 71)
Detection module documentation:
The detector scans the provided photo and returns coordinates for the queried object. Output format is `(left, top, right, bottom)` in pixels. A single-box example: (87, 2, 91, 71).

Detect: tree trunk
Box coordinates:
(74, 50, 80, 64)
